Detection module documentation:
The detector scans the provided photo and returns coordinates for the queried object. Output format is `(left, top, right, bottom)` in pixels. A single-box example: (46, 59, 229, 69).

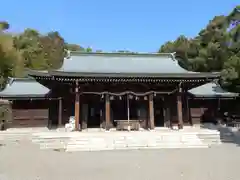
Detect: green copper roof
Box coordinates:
(58, 52, 189, 74)
(28, 52, 220, 78)
(0, 78, 50, 98)
(188, 82, 238, 98)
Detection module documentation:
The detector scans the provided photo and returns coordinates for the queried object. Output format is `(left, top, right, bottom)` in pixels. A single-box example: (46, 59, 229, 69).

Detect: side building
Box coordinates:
(0, 78, 61, 128)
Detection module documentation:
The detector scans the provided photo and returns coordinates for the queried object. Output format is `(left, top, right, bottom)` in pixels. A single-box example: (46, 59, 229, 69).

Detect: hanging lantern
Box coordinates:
(119, 96, 122, 100)
(144, 96, 148, 100)
(101, 94, 104, 99)
(110, 96, 114, 100)
(135, 96, 139, 100)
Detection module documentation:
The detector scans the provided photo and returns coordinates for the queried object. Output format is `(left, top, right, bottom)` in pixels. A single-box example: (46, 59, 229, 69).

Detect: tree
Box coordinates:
(159, 5, 240, 92)
(13, 29, 45, 69)
(0, 32, 22, 88)
(65, 43, 85, 52)
(39, 31, 65, 69)
(86, 47, 92, 52)
(0, 21, 10, 31)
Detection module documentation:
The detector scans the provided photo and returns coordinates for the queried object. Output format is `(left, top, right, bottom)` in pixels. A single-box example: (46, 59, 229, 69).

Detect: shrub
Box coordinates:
(0, 100, 12, 130)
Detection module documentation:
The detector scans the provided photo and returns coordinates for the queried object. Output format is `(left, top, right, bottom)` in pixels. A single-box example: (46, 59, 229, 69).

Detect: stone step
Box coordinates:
(198, 136, 221, 140)
(39, 142, 67, 149)
(32, 138, 70, 144)
(33, 136, 204, 143)
(197, 135, 222, 145)
(29, 131, 223, 152)
(66, 143, 209, 152)
(2, 131, 40, 135)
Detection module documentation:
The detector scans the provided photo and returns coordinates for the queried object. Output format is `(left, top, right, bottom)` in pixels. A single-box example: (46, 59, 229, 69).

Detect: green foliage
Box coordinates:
(0, 21, 9, 31)
(0, 33, 22, 88)
(159, 5, 240, 91)
(65, 43, 84, 52)
(0, 24, 88, 88)
(0, 101, 11, 128)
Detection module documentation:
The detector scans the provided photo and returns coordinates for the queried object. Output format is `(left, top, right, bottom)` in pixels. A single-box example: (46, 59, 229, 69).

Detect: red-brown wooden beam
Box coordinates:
(105, 94, 111, 131)
(148, 94, 155, 130)
(75, 81, 80, 131)
(177, 85, 183, 129)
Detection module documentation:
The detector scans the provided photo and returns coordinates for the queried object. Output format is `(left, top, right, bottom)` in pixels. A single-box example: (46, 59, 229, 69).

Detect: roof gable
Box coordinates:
(0, 78, 50, 98)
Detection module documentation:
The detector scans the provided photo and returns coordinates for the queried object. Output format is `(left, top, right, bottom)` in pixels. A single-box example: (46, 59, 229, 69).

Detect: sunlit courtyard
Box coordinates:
(0, 139, 239, 180)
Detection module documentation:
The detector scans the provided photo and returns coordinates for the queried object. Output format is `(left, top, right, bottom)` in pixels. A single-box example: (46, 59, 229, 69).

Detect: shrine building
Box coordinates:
(0, 52, 238, 130)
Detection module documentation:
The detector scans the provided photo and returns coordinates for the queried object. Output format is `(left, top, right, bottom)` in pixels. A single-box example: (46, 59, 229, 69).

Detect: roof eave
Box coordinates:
(188, 92, 239, 98)
(0, 94, 48, 99)
(189, 95, 238, 99)
(27, 69, 51, 77)
(49, 70, 220, 78)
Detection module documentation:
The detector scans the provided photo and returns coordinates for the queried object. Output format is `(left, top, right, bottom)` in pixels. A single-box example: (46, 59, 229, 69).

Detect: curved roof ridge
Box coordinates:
(68, 51, 176, 59)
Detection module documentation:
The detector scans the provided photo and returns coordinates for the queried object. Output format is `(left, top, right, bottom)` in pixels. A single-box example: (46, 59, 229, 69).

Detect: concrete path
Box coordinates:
(0, 141, 239, 180)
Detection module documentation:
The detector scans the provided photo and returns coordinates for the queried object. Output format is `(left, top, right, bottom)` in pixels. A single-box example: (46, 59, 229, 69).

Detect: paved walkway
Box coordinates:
(0, 141, 239, 180)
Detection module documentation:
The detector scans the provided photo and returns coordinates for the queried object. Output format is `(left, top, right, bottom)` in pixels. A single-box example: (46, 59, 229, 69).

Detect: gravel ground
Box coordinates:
(0, 140, 240, 180)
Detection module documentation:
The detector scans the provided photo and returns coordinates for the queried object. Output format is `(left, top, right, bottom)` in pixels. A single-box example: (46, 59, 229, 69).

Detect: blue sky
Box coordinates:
(1, 0, 239, 52)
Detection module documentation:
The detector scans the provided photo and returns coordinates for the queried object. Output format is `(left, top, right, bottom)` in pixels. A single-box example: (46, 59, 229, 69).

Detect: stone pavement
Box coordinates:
(0, 141, 239, 180)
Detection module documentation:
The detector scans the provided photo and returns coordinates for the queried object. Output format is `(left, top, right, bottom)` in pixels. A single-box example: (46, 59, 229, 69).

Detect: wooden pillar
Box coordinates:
(186, 97, 192, 126)
(177, 85, 183, 129)
(74, 81, 80, 131)
(48, 99, 53, 128)
(105, 94, 111, 131)
(58, 98, 62, 127)
(148, 94, 155, 130)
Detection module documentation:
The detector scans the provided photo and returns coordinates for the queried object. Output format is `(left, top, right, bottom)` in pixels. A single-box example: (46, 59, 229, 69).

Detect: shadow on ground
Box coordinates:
(202, 123, 240, 146)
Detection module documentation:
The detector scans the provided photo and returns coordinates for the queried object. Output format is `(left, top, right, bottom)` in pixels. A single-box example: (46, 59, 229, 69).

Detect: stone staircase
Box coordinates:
(197, 130, 222, 146)
(32, 136, 70, 150)
(0, 127, 53, 145)
(31, 132, 72, 150)
(32, 131, 214, 152)
(0, 126, 225, 152)
(0, 132, 32, 144)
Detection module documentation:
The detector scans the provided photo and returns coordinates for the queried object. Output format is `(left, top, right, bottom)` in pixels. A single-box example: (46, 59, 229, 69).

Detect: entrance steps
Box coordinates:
(65, 134, 208, 152)
(197, 132, 222, 145)
(31, 132, 210, 152)
(65, 132, 210, 152)
(0, 127, 50, 143)
(32, 136, 70, 150)
(0, 132, 33, 143)
(0, 126, 224, 151)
